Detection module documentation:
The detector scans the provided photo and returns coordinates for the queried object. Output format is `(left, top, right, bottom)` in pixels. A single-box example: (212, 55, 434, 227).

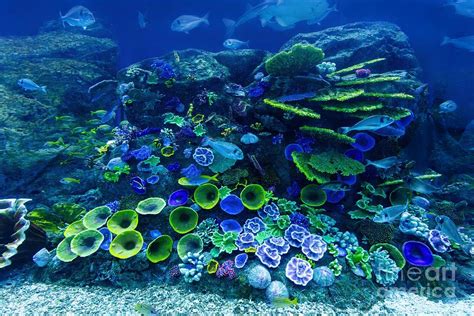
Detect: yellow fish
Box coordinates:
(90, 110, 107, 117)
(60, 177, 80, 184)
(272, 297, 298, 308)
(135, 303, 157, 316)
(45, 137, 66, 147)
(55, 115, 75, 122)
(177, 174, 219, 187)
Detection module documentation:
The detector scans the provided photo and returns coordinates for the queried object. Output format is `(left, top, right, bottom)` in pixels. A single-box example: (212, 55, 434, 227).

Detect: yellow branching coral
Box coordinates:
(263, 99, 320, 119)
(265, 44, 325, 76)
(309, 89, 365, 102)
(327, 58, 386, 77)
(299, 126, 355, 144)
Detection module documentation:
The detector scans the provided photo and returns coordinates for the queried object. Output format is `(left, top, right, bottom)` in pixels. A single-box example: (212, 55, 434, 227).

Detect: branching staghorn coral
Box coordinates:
(264, 99, 321, 119)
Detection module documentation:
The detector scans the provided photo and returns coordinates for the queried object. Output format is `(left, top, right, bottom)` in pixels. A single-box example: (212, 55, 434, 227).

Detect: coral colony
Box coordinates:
(2, 40, 472, 307)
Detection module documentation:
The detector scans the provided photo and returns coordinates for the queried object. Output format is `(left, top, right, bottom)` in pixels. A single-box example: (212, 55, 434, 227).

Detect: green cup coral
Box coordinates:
(369, 243, 406, 269)
(169, 207, 199, 234)
(70, 229, 104, 257)
(56, 236, 78, 262)
(82, 206, 112, 230)
(177, 233, 204, 259)
(300, 184, 327, 207)
(240, 184, 266, 211)
(194, 184, 219, 210)
(265, 43, 324, 76)
(109, 230, 144, 259)
(136, 197, 166, 215)
(64, 220, 87, 237)
(107, 210, 139, 235)
(146, 235, 173, 263)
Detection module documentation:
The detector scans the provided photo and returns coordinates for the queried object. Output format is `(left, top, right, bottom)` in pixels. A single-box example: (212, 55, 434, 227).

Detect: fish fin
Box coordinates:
(41, 86, 47, 94)
(201, 136, 210, 147)
(202, 13, 210, 25)
(59, 11, 65, 28)
(209, 173, 219, 182)
(365, 159, 373, 166)
(222, 18, 236, 37)
(275, 16, 291, 27)
(441, 36, 451, 46)
(338, 127, 350, 134)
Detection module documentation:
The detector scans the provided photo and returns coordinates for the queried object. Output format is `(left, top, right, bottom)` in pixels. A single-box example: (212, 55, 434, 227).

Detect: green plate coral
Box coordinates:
(107, 210, 139, 235)
(299, 126, 355, 144)
(70, 229, 104, 257)
(194, 183, 219, 210)
(369, 243, 406, 269)
(146, 235, 173, 263)
(56, 236, 78, 262)
(27, 203, 86, 234)
(300, 184, 327, 207)
(64, 220, 87, 238)
(169, 207, 199, 234)
(177, 233, 203, 260)
(136, 198, 166, 215)
(109, 230, 144, 259)
(240, 184, 266, 210)
(82, 206, 112, 230)
(265, 43, 324, 76)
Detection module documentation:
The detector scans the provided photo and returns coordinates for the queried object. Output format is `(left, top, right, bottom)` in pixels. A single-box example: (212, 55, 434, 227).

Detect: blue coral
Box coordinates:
(285, 257, 313, 286)
(193, 147, 214, 167)
(235, 232, 258, 251)
(178, 252, 205, 283)
(130, 145, 152, 161)
(290, 212, 310, 229)
(428, 229, 451, 253)
(301, 234, 327, 261)
(331, 230, 359, 256)
(370, 248, 401, 286)
(312, 266, 335, 287)
(259, 202, 280, 220)
(264, 237, 290, 255)
(243, 217, 266, 235)
(399, 212, 429, 238)
(256, 243, 281, 268)
(284, 224, 310, 247)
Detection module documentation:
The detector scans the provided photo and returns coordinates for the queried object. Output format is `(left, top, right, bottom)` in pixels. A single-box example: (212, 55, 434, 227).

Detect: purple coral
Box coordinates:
(284, 224, 310, 247)
(428, 230, 451, 253)
(285, 257, 313, 286)
(243, 217, 266, 235)
(351, 133, 376, 152)
(180, 163, 201, 179)
(256, 243, 281, 268)
(216, 260, 236, 279)
(301, 234, 327, 261)
(130, 176, 146, 195)
(355, 68, 371, 78)
(168, 189, 189, 206)
(290, 212, 310, 229)
(264, 237, 290, 255)
(193, 147, 214, 166)
(235, 232, 258, 251)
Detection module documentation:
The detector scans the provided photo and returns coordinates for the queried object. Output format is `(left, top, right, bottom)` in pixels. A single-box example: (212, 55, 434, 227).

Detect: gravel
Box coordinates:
(0, 282, 473, 315)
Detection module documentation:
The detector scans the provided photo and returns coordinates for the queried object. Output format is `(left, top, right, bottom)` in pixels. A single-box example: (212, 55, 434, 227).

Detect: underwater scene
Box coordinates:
(1, 0, 474, 314)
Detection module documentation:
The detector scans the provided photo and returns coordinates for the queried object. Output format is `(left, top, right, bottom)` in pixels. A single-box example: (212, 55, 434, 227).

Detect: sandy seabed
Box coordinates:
(0, 282, 473, 315)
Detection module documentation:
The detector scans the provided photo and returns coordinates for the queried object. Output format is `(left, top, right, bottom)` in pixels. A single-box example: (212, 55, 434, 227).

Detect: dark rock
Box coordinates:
(281, 22, 421, 75)
(213, 49, 271, 84)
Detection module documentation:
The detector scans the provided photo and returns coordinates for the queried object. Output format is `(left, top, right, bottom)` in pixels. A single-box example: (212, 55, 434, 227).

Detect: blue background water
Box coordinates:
(1, 0, 473, 126)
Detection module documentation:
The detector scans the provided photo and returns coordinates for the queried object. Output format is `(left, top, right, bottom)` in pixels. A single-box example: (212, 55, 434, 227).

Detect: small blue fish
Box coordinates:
(412, 196, 430, 209)
(171, 14, 209, 33)
(366, 156, 400, 169)
(60, 6, 96, 30)
(201, 138, 244, 160)
(439, 100, 458, 113)
(138, 11, 148, 29)
(340, 115, 394, 134)
(373, 204, 408, 223)
(240, 133, 259, 144)
(277, 92, 316, 103)
(18, 79, 47, 94)
(223, 39, 249, 50)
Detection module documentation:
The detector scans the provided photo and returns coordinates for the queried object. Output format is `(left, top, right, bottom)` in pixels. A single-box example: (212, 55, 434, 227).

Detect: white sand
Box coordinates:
(0, 282, 473, 315)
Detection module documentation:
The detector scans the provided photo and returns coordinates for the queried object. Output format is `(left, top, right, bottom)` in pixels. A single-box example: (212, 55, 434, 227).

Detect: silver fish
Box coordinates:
(171, 14, 209, 34)
(411, 196, 430, 209)
(60, 6, 95, 30)
(202, 138, 244, 160)
(441, 36, 474, 52)
(373, 204, 408, 223)
(222, 0, 279, 36)
(439, 100, 458, 113)
(340, 115, 394, 134)
(446, 0, 474, 18)
(223, 39, 249, 50)
(33, 248, 52, 267)
(436, 215, 474, 255)
(405, 177, 439, 194)
(366, 156, 400, 169)
(138, 11, 147, 29)
(18, 78, 47, 94)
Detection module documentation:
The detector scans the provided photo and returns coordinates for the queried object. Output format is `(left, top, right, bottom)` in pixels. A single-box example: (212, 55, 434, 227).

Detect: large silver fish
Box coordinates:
(60, 6, 96, 30)
(18, 78, 47, 94)
(436, 215, 474, 255)
(366, 156, 400, 169)
(171, 14, 209, 34)
(405, 176, 439, 194)
(373, 204, 408, 223)
(223, 0, 278, 36)
(441, 36, 474, 52)
(201, 138, 244, 160)
(445, 0, 474, 18)
(339, 115, 394, 134)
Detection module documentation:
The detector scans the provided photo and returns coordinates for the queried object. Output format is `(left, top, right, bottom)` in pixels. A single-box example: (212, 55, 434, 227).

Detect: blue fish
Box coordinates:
(366, 156, 400, 169)
(340, 115, 394, 134)
(277, 92, 316, 103)
(60, 6, 96, 30)
(373, 204, 408, 223)
(201, 138, 244, 160)
(18, 78, 47, 94)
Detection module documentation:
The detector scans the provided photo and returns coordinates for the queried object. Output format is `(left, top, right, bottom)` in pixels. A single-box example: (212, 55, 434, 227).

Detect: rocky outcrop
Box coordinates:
(281, 22, 421, 75)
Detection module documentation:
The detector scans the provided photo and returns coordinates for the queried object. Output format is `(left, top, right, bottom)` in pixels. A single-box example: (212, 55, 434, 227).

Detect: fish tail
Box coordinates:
(365, 159, 373, 166)
(201, 136, 210, 147)
(41, 86, 47, 94)
(59, 11, 65, 28)
(202, 13, 210, 25)
(222, 18, 236, 37)
(441, 36, 451, 46)
(209, 173, 219, 182)
(338, 127, 350, 134)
